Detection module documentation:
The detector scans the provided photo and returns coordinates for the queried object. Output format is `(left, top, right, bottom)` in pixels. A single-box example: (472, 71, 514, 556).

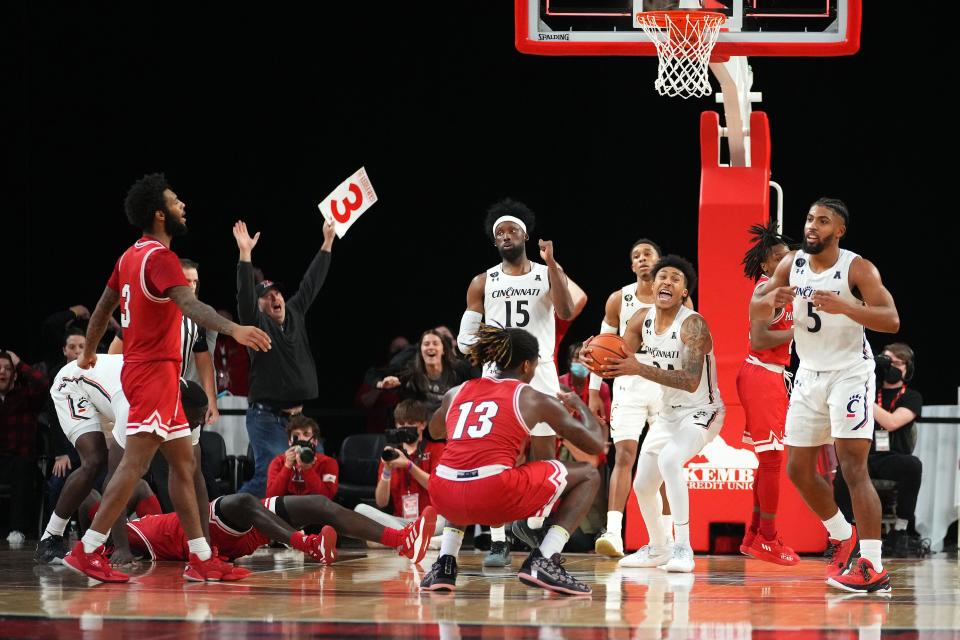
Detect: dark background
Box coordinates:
(5, 4, 953, 422)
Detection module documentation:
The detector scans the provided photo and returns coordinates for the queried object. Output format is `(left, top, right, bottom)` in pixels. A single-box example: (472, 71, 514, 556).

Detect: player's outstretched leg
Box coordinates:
(517, 461, 599, 596)
(620, 453, 672, 568)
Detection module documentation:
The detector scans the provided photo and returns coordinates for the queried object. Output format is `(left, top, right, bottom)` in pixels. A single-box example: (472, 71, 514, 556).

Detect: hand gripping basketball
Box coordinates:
(580, 334, 629, 377)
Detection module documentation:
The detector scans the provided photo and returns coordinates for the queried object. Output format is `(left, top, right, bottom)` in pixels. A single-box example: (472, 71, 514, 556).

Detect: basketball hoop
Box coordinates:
(635, 10, 725, 99)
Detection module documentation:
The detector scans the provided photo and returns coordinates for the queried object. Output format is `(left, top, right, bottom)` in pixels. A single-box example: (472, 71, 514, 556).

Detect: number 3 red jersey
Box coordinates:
(748, 275, 793, 367)
(106, 237, 189, 364)
(439, 377, 532, 471)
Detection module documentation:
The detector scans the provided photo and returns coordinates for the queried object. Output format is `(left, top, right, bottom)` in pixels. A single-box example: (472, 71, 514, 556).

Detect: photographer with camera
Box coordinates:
(355, 400, 446, 537)
(266, 416, 339, 499)
(834, 343, 925, 557)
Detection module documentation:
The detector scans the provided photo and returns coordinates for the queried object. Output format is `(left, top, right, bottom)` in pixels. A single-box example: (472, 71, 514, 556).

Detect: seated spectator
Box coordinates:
(38, 306, 118, 377)
(355, 400, 446, 541)
(376, 329, 476, 412)
(266, 416, 339, 499)
(354, 336, 409, 433)
(0, 350, 47, 544)
(834, 343, 924, 557)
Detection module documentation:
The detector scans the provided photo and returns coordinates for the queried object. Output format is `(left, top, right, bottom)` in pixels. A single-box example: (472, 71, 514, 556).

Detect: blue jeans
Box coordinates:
(238, 406, 291, 498)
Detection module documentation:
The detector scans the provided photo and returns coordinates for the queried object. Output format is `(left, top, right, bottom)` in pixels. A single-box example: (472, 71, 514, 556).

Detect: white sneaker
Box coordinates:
(619, 544, 671, 568)
(6, 530, 26, 545)
(661, 543, 695, 573)
(595, 531, 625, 558)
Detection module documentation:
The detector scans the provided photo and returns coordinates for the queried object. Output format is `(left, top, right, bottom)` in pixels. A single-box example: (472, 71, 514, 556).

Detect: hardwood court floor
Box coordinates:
(1, 545, 958, 638)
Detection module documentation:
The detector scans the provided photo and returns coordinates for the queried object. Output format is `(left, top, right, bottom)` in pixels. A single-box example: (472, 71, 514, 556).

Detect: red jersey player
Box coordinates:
(420, 324, 604, 596)
(736, 221, 797, 566)
(65, 173, 271, 583)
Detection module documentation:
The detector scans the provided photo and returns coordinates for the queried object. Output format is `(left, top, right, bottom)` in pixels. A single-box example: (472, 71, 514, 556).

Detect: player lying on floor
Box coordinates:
(79, 489, 437, 565)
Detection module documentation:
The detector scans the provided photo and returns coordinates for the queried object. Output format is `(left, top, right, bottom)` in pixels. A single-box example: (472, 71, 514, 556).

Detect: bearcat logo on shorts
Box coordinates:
(846, 393, 863, 419)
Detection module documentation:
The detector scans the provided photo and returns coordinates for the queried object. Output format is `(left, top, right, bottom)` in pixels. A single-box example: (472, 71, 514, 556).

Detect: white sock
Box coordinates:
(606, 511, 623, 537)
(490, 526, 506, 543)
(81, 529, 108, 554)
(894, 518, 908, 531)
(661, 515, 674, 543)
(674, 521, 690, 545)
(188, 537, 212, 561)
(439, 527, 464, 557)
(859, 539, 883, 572)
(822, 510, 853, 541)
(527, 516, 545, 529)
(43, 514, 70, 540)
(538, 525, 570, 559)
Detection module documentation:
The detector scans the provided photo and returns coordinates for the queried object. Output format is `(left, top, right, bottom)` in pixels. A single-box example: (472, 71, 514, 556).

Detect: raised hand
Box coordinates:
(538, 239, 557, 267)
(321, 218, 336, 251)
(233, 221, 261, 261)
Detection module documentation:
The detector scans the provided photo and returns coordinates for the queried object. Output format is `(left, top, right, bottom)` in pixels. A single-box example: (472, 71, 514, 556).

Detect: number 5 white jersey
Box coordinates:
(789, 249, 873, 372)
(483, 261, 555, 363)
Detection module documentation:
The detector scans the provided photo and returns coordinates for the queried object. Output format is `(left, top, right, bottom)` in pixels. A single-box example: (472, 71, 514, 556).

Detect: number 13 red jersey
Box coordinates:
(439, 377, 532, 470)
(106, 237, 189, 364)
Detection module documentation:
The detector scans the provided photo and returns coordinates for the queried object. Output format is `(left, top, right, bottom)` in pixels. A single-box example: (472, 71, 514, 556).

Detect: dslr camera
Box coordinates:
(291, 438, 316, 465)
(381, 426, 419, 461)
(874, 353, 903, 386)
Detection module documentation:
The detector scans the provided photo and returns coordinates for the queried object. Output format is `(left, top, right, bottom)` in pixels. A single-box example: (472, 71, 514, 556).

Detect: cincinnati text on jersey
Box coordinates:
(793, 286, 841, 299)
(489, 287, 542, 299)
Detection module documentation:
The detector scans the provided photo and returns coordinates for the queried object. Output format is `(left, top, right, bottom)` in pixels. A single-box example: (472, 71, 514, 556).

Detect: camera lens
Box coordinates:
(298, 447, 315, 464)
(381, 448, 399, 462)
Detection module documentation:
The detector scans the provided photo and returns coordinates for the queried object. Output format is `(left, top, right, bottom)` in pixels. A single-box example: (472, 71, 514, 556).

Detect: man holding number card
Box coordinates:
(233, 218, 336, 498)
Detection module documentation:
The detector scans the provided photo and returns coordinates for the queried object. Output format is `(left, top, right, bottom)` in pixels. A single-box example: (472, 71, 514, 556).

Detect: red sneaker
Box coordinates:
(184, 548, 247, 582)
(63, 542, 130, 583)
(398, 506, 437, 564)
(826, 526, 859, 578)
(748, 534, 800, 566)
(827, 557, 891, 594)
(304, 526, 338, 564)
(740, 529, 757, 556)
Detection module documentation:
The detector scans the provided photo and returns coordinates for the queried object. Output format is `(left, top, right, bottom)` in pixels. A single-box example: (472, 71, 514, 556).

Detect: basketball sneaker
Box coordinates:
(511, 519, 545, 551)
(420, 554, 458, 592)
(294, 526, 338, 564)
(183, 548, 247, 582)
(483, 541, 512, 567)
(63, 542, 129, 583)
(661, 543, 695, 573)
(398, 506, 437, 564)
(594, 530, 625, 558)
(826, 558, 891, 594)
(740, 529, 757, 556)
(35, 535, 69, 565)
(619, 544, 672, 568)
(518, 549, 591, 596)
(747, 534, 800, 566)
(826, 526, 859, 578)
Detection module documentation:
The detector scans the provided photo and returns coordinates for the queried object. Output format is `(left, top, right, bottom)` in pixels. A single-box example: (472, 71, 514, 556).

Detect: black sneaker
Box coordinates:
(511, 520, 545, 551)
(517, 549, 591, 596)
(35, 535, 68, 565)
(482, 541, 512, 567)
(420, 554, 458, 591)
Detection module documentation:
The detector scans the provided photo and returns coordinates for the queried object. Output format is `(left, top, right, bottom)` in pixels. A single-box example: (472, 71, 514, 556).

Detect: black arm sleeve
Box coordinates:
(287, 250, 331, 315)
(237, 262, 260, 325)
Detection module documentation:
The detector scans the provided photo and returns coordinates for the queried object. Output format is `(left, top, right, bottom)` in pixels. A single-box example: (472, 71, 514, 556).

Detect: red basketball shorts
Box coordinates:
(121, 360, 190, 441)
(207, 497, 272, 560)
(428, 460, 568, 526)
(736, 360, 788, 453)
(125, 513, 190, 561)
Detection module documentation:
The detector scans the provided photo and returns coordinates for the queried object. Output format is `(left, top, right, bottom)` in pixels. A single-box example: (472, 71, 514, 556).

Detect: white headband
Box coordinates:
(492, 215, 527, 237)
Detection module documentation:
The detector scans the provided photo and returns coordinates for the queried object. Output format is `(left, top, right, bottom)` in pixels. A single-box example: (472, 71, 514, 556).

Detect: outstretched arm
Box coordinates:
(599, 314, 712, 393)
(521, 387, 604, 455)
(79, 287, 120, 369)
(288, 219, 336, 315)
(234, 221, 261, 324)
(168, 286, 272, 351)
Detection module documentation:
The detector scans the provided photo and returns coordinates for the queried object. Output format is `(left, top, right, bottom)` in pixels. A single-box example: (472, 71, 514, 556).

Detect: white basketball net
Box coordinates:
(635, 11, 725, 99)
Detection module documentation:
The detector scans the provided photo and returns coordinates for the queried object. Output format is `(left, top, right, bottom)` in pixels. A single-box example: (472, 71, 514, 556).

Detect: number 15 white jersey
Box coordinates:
(483, 261, 555, 363)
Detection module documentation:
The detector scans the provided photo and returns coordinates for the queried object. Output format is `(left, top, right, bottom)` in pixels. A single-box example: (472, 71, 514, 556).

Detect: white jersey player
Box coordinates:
(457, 199, 577, 565)
(755, 198, 899, 594)
(590, 255, 724, 573)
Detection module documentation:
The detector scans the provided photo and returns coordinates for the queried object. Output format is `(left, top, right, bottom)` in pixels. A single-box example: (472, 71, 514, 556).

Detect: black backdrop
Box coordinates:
(6, 4, 953, 415)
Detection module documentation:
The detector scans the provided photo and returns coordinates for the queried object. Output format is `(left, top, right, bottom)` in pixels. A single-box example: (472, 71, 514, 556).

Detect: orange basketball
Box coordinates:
(583, 334, 629, 375)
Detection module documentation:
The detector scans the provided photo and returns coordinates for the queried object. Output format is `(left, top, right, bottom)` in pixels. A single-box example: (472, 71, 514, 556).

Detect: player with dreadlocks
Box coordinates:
(736, 220, 798, 565)
(420, 324, 604, 595)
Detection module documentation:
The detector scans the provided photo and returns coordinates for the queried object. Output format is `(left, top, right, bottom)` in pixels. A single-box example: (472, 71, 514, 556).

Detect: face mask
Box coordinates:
(884, 366, 903, 384)
(570, 362, 589, 379)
